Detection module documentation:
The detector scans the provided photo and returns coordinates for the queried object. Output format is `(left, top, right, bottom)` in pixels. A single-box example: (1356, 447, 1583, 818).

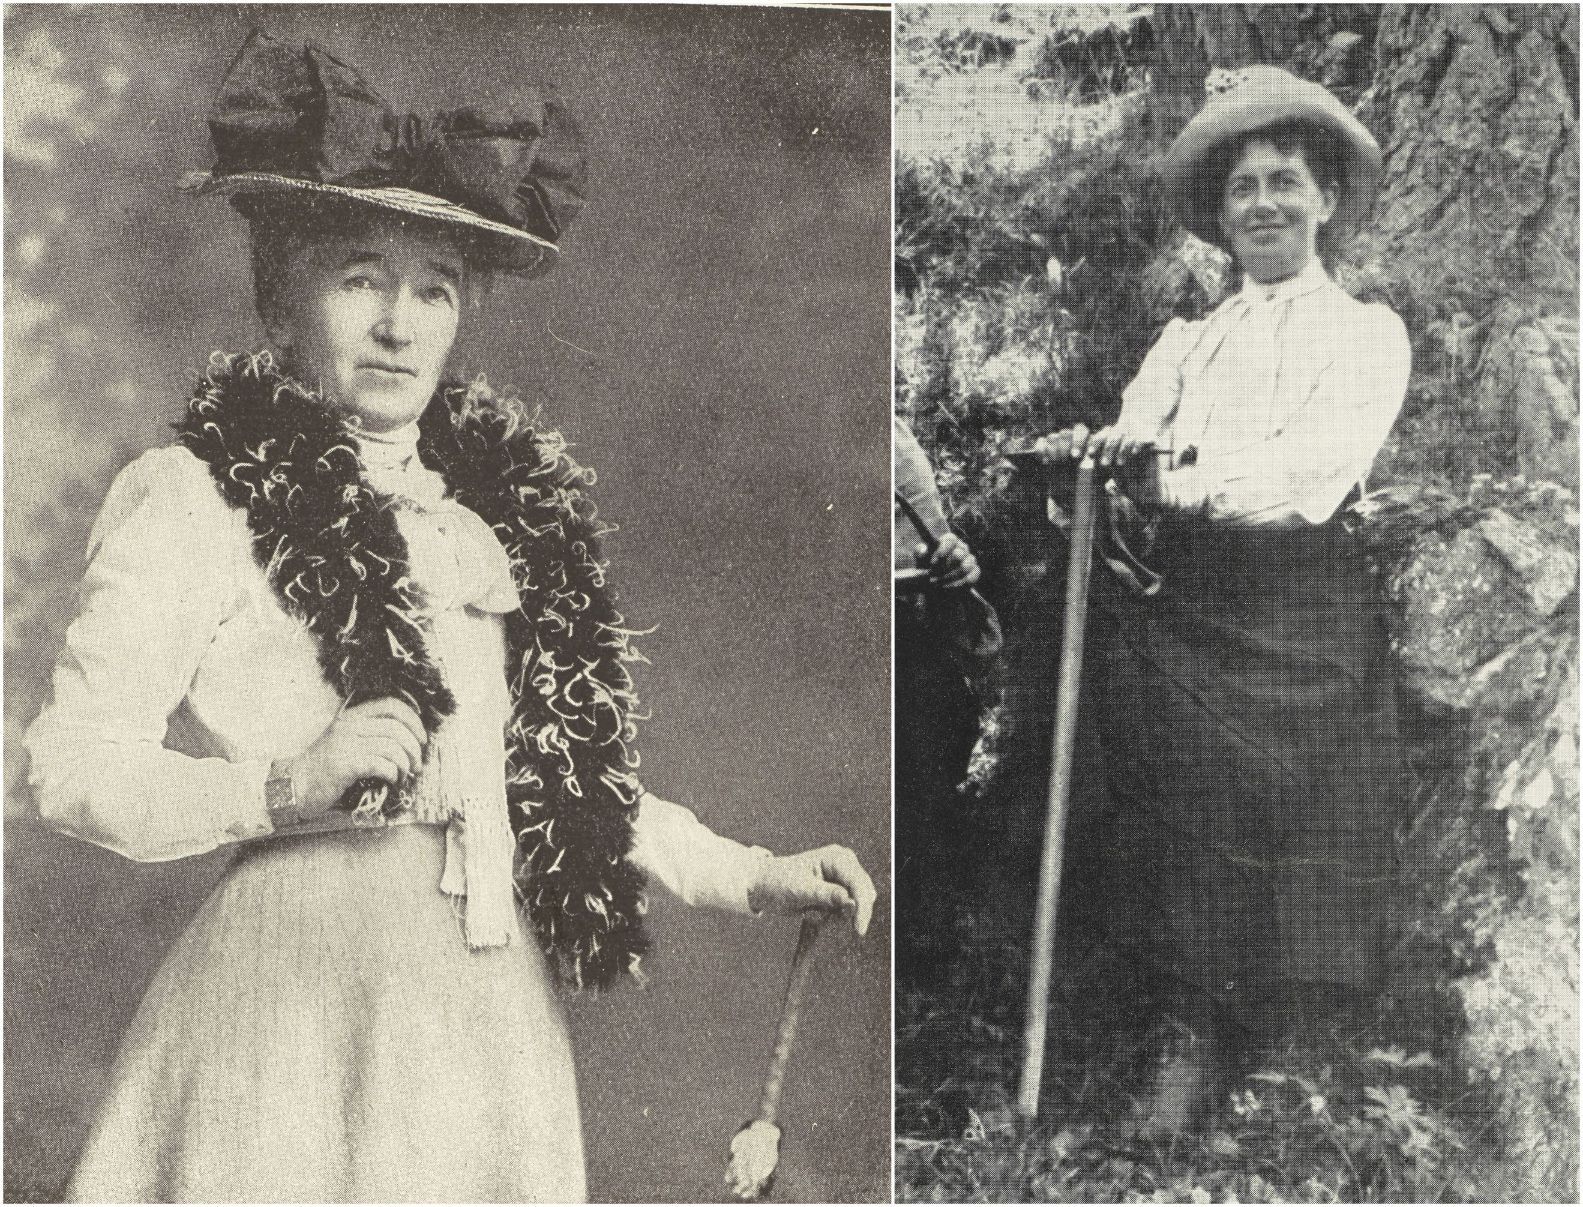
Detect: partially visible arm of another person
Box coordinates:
(1158, 306, 1412, 526)
(23, 448, 276, 861)
(894, 416, 981, 588)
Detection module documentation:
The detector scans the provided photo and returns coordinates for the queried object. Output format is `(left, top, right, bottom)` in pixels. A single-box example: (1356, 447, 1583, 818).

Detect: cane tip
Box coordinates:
(725, 1119, 782, 1201)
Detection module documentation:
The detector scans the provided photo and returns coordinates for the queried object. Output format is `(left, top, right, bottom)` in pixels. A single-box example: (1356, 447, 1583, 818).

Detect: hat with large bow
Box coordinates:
(1162, 65, 1383, 245)
(183, 31, 586, 275)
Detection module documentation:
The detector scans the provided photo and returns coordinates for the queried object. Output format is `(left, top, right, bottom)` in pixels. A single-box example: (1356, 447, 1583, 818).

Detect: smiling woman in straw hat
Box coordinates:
(1035, 65, 1410, 1134)
(22, 31, 875, 1203)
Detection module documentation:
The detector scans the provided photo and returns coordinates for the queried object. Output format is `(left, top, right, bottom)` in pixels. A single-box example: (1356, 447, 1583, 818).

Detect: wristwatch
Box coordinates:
(265, 761, 305, 829)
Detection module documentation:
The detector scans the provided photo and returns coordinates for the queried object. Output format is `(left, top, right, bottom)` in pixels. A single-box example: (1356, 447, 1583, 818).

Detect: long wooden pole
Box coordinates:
(1016, 456, 1099, 1121)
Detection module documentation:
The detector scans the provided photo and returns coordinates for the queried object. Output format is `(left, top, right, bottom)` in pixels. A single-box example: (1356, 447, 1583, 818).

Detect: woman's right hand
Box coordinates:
(747, 844, 878, 937)
(279, 698, 428, 816)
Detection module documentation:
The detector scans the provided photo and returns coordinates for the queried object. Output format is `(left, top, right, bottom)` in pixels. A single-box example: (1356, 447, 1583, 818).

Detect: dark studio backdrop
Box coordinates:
(2, 4, 890, 1201)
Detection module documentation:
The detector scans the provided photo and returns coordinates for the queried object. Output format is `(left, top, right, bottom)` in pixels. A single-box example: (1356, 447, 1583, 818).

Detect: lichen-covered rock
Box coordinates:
(1459, 653, 1580, 1202)
(1475, 315, 1581, 489)
(1360, 6, 1578, 303)
(1477, 508, 1578, 616)
(1389, 527, 1540, 709)
(1463, 629, 1570, 754)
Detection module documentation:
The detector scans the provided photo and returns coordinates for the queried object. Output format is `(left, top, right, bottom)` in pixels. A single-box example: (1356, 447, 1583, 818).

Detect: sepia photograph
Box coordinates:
(894, 3, 1578, 1203)
(3, 3, 890, 1202)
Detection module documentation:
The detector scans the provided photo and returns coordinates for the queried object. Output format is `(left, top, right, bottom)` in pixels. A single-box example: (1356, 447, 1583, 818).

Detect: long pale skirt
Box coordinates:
(69, 824, 585, 1203)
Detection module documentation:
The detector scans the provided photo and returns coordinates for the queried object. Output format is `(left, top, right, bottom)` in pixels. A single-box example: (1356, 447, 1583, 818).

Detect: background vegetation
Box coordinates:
(895, 5, 1578, 1202)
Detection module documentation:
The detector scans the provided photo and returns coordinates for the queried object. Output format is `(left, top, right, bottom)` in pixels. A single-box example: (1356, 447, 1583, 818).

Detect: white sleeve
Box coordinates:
(1161, 306, 1412, 526)
(1117, 317, 1195, 441)
(628, 790, 772, 915)
(22, 447, 276, 862)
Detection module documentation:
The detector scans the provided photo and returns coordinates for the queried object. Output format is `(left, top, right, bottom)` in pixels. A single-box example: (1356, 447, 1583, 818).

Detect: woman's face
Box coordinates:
(1217, 139, 1338, 285)
(270, 215, 467, 433)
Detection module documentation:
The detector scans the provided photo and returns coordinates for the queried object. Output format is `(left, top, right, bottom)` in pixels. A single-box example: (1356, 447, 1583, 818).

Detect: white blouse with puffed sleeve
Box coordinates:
(24, 442, 768, 915)
(1116, 259, 1412, 527)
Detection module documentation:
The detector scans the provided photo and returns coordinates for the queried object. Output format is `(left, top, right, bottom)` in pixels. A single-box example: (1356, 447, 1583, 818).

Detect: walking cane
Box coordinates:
(725, 914, 823, 1201)
(1015, 455, 1099, 1121)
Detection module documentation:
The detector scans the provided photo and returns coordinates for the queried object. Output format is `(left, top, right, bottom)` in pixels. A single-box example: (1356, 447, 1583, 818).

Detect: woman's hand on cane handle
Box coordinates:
(748, 845, 877, 937)
(279, 698, 428, 816)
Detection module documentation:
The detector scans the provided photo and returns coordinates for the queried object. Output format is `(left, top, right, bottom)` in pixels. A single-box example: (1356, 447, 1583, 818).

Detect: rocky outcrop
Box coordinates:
(1359, 7, 1577, 301)
(1350, 16, 1578, 1185)
(1362, 471, 1578, 1202)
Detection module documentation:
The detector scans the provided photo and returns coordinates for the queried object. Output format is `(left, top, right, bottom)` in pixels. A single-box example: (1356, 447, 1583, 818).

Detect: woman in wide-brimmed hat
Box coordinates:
(24, 32, 875, 1203)
(1036, 65, 1410, 1132)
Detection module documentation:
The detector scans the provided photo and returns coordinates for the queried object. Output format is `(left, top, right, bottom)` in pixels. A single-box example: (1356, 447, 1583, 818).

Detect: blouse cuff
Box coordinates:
(229, 759, 278, 842)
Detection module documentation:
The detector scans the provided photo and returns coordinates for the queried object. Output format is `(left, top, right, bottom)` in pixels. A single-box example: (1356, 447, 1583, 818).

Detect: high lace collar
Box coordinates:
(353, 421, 447, 509)
(1237, 257, 1331, 307)
(353, 420, 423, 465)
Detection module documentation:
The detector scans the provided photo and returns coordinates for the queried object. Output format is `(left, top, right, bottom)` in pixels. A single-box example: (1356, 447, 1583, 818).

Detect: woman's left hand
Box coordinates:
(748, 845, 877, 936)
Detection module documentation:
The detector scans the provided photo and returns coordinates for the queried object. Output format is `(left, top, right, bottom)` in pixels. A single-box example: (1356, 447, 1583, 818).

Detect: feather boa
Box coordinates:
(177, 351, 648, 989)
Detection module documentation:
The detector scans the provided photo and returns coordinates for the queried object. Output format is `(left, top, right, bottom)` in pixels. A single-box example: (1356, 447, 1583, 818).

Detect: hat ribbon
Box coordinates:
(208, 31, 586, 244)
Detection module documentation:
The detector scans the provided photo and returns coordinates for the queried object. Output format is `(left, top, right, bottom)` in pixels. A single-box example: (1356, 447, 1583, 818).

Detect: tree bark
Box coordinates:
(1355, 4, 1578, 488)
(1149, 4, 1211, 145)
(1147, 4, 1378, 143)
(1356, 4, 1578, 306)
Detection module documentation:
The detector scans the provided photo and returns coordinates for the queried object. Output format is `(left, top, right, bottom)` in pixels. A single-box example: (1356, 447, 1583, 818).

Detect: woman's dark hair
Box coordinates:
(1197, 117, 1348, 262)
(240, 194, 495, 330)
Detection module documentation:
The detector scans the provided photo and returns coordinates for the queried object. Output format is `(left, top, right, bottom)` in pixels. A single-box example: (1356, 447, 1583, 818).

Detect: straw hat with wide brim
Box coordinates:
(184, 31, 586, 277)
(1161, 66, 1383, 246)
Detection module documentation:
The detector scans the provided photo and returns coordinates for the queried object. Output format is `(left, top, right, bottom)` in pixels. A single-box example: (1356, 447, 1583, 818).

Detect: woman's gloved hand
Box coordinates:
(919, 531, 980, 589)
(279, 698, 429, 816)
(748, 845, 878, 936)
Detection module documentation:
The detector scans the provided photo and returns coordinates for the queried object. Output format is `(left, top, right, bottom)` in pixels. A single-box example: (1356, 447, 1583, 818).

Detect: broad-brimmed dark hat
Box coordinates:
(182, 31, 586, 276)
(1162, 65, 1383, 244)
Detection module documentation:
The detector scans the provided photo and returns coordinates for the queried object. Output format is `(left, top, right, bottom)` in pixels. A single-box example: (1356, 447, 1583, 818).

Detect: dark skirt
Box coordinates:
(1088, 513, 1404, 999)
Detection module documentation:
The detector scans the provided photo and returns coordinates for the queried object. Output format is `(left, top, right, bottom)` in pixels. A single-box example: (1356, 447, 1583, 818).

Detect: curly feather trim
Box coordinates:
(176, 351, 649, 989)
